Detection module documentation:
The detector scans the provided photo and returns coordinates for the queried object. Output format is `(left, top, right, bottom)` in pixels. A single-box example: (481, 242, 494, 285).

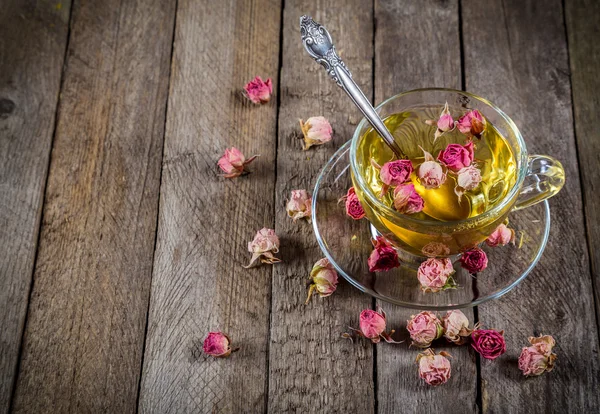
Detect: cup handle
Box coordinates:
(513, 155, 565, 211)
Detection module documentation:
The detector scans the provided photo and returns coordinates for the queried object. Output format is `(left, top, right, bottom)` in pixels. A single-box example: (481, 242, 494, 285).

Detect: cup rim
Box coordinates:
(349, 87, 528, 227)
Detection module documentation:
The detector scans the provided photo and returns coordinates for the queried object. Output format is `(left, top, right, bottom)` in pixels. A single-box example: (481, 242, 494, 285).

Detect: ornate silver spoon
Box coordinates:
(299, 15, 406, 159)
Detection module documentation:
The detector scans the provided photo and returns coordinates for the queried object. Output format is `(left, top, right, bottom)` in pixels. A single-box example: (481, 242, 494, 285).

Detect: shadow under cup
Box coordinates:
(349, 88, 565, 257)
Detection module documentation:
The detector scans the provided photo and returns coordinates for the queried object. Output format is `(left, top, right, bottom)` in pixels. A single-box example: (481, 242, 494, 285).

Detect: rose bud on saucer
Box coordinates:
(407, 311, 444, 348)
(244, 228, 281, 268)
(460, 247, 488, 273)
(518, 334, 557, 377)
(344, 307, 401, 344)
(286, 189, 312, 222)
(203, 332, 239, 358)
(457, 109, 486, 139)
(305, 258, 339, 304)
(418, 147, 447, 189)
(417, 258, 455, 293)
(442, 310, 473, 345)
(341, 187, 366, 220)
(393, 183, 424, 214)
(416, 348, 452, 386)
(368, 236, 401, 272)
(455, 165, 482, 201)
(243, 76, 273, 104)
(471, 329, 506, 360)
(485, 223, 516, 247)
(299, 116, 333, 150)
(437, 141, 475, 172)
(217, 147, 259, 178)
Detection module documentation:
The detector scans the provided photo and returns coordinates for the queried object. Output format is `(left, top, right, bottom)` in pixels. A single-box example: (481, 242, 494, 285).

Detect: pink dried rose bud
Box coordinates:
(345, 307, 400, 344)
(518, 335, 557, 377)
(437, 141, 475, 172)
(217, 147, 259, 178)
(459, 247, 488, 273)
(471, 329, 506, 360)
(380, 159, 414, 186)
(455, 165, 482, 201)
(368, 236, 401, 272)
(243, 76, 273, 104)
(421, 242, 451, 258)
(442, 310, 473, 345)
(299, 116, 333, 150)
(286, 189, 312, 221)
(393, 183, 424, 214)
(305, 258, 339, 304)
(417, 147, 447, 189)
(341, 187, 366, 220)
(203, 332, 239, 358)
(485, 223, 516, 247)
(457, 109, 486, 139)
(416, 348, 452, 386)
(417, 258, 456, 293)
(407, 311, 444, 348)
(245, 228, 281, 268)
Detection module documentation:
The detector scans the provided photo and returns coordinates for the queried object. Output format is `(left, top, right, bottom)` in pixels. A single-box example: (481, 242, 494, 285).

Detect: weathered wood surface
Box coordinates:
(11, 0, 175, 412)
(373, 1, 478, 413)
(138, 0, 281, 412)
(0, 2, 70, 412)
(462, 0, 600, 412)
(268, 1, 375, 413)
(566, 0, 600, 330)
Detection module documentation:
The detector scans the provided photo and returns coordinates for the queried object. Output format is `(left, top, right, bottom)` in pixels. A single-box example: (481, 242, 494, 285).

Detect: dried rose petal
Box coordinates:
(243, 76, 273, 104)
(437, 141, 475, 172)
(217, 147, 259, 178)
(286, 189, 312, 222)
(393, 183, 424, 214)
(416, 348, 452, 386)
(299, 116, 333, 150)
(518, 334, 557, 377)
(471, 329, 506, 360)
(417, 258, 455, 293)
(459, 247, 488, 273)
(457, 109, 486, 138)
(485, 223, 516, 247)
(341, 187, 366, 220)
(442, 310, 473, 345)
(305, 258, 338, 304)
(203, 332, 239, 358)
(245, 228, 281, 268)
(368, 236, 401, 272)
(407, 311, 444, 348)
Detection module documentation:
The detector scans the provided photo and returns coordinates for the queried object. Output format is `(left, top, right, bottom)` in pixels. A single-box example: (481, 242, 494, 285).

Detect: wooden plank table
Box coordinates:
(1, 0, 598, 412)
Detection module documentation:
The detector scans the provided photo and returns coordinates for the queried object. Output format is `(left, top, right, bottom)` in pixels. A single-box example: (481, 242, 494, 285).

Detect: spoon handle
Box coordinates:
(299, 15, 406, 159)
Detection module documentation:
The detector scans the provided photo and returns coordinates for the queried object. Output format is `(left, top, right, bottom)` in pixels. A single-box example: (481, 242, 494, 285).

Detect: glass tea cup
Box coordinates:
(349, 88, 565, 257)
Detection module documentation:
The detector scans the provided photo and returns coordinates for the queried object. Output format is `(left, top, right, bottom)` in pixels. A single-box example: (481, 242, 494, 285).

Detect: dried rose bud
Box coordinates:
(417, 258, 455, 293)
(243, 76, 273, 104)
(342, 187, 366, 220)
(437, 102, 455, 132)
(442, 310, 473, 345)
(437, 141, 475, 172)
(485, 223, 515, 247)
(407, 311, 444, 348)
(459, 247, 488, 273)
(245, 228, 281, 268)
(455, 165, 482, 201)
(305, 258, 338, 304)
(416, 348, 452, 386)
(286, 189, 312, 222)
(217, 147, 259, 178)
(471, 329, 506, 360)
(203, 332, 239, 358)
(421, 242, 451, 257)
(368, 236, 401, 272)
(393, 183, 424, 214)
(346, 307, 400, 344)
(380, 159, 413, 187)
(519, 335, 557, 377)
(299, 116, 333, 150)
(457, 109, 486, 139)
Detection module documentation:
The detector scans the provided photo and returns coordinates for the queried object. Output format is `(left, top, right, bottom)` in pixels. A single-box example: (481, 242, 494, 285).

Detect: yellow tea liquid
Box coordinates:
(353, 105, 518, 255)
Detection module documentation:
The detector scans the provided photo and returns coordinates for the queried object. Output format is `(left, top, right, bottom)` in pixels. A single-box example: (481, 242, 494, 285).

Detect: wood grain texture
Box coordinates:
(0, 2, 70, 412)
(138, 0, 281, 412)
(11, 0, 175, 412)
(462, 0, 600, 412)
(267, 2, 375, 413)
(374, 1, 478, 413)
(566, 0, 600, 331)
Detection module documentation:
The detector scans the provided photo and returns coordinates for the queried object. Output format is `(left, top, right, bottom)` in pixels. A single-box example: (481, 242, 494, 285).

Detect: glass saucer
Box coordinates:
(312, 141, 550, 310)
